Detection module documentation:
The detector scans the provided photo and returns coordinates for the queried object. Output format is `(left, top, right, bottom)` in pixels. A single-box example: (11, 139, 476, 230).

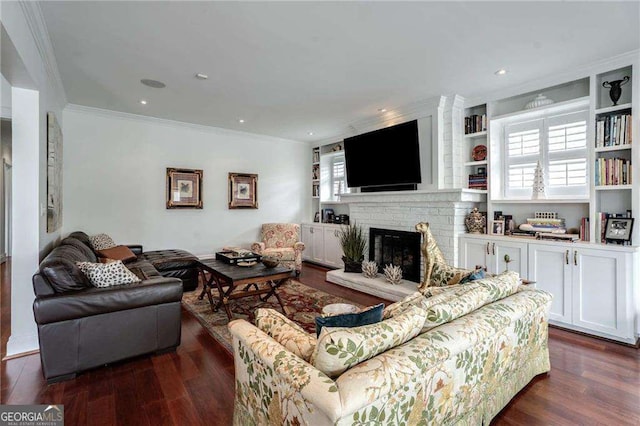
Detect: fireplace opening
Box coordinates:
(369, 228, 421, 283)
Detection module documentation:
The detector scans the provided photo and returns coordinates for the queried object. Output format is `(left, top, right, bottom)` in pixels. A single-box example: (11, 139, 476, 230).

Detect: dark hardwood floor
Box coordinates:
(2, 262, 639, 425)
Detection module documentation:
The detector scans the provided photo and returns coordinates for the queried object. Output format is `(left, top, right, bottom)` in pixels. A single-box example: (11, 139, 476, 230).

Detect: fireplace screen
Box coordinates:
(369, 228, 421, 282)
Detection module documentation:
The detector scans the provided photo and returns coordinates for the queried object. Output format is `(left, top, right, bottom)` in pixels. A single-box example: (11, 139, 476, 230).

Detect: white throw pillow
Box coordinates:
(76, 260, 141, 288)
(89, 233, 117, 251)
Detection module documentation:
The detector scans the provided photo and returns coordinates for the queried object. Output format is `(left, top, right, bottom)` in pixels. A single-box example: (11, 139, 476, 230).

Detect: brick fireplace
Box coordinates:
(326, 189, 485, 294)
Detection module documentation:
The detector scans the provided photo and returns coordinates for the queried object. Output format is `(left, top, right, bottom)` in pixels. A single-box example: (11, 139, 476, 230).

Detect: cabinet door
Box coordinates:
(323, 227, 344, 268)
(572, 248, 631, 339)
(309, 226, 326, 264)
(528, 244, 572, 324)
(300, 225, 314, 261)
(458, 238, 489, 270)
(491, 241, 528, 276)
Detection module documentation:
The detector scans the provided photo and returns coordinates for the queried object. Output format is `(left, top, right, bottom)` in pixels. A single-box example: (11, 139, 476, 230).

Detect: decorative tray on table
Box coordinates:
(215, 249, 262, 265)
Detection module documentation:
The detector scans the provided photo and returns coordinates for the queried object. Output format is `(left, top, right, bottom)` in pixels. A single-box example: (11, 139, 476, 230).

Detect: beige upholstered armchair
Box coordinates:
(251, 223, 305, 276)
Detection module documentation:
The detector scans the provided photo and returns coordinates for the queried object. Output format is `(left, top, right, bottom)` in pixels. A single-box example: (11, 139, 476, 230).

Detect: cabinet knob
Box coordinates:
(565, 250, 569, 265)
(492, 243, 496, 256)
(310, 228, 314, 234)
(486, 242, 490, 255)
(574, 250, 578, 266)
(335, 230, 339, 237)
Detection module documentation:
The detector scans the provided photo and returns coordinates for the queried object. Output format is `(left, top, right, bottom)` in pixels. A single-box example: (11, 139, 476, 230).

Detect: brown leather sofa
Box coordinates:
(32, 232, 197, 383)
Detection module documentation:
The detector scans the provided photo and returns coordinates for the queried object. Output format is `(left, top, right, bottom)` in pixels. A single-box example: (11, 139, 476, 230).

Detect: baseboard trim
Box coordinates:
(6, 333, 40, 358)
(2, 349, 39, 361)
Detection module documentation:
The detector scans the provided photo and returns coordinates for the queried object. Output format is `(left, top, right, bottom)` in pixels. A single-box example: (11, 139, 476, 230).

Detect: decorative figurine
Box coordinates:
(465, 207, 487, 234)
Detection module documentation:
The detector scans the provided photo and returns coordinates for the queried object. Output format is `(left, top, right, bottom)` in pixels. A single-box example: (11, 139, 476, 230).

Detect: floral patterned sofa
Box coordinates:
(228, 271, 552, 425)
(251, 223, 305, 276)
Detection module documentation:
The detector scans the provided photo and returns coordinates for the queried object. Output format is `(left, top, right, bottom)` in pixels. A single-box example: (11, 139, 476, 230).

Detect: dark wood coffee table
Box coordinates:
(197, 259, 293, 320)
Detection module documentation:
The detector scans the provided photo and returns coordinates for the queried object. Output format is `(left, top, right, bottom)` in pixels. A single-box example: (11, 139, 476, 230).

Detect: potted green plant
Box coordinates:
(338, 223, 367, 273)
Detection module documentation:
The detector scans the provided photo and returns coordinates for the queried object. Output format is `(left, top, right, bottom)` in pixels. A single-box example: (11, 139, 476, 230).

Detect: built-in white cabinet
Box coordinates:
(530, 244, 634, 342)
(459, 234, 638, 344)
(301, 223, 343, 268)
(458, 237, 528, 277)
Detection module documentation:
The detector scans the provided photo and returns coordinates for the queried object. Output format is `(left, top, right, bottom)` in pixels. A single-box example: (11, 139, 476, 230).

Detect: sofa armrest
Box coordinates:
(293, 241, 305, 252)
(251, 242, 265, 254)
(33, 277, 182, 324)
(126, 244, 144, 255)
(229, 319, 342, 425)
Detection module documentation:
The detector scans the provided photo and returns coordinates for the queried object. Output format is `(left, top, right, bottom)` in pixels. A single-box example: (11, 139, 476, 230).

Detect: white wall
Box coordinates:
(62, 106, 310, 256)
(1, 2, 67, 356)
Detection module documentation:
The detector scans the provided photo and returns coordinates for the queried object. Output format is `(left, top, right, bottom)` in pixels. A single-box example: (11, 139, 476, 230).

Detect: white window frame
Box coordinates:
(502, 107, 589, 199)
(320, 152, 349, 202)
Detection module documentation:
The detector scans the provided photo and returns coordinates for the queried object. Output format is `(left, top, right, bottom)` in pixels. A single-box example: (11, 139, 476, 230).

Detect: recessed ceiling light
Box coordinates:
(139, 100, 148, 105)
(308, 132, 314, 136)
(495, 69, 507, 76)
(378, 108, 387, 113)
(238, 119, 245, 123)
(196, 73, 208, 80)
(140, 79, 166, 88)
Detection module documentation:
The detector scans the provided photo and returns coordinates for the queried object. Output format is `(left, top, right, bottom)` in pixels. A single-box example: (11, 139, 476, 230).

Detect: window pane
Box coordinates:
(508, 163, 536, 188)
(548, 120, 587, 152)
(548, 159, 587, 187)
(507, 129, 539, 157)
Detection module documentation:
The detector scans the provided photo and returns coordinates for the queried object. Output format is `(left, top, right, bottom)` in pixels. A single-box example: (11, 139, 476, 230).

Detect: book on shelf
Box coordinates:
(464, 113, 487, 134)
(468, 173, 487, 190)
(594, 157, 632, 186)
(595, 111, 632, 148)
(579, 217, 589, 242)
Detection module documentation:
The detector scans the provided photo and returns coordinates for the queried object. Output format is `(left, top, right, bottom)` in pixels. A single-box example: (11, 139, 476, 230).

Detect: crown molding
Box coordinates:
(18, 1, 67, 106)
(65, 103, 307, 146)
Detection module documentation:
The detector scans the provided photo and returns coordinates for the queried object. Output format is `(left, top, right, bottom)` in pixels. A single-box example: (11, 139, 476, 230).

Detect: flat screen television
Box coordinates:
(344, 120, 421, 190)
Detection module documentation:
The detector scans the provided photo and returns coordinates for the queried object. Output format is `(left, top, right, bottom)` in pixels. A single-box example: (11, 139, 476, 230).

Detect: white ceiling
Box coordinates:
(40, 1, 639, 142)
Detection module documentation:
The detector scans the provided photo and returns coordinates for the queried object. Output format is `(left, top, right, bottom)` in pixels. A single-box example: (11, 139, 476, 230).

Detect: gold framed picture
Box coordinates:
(228, 172, 258, 209)
(166, 168, 203, 209)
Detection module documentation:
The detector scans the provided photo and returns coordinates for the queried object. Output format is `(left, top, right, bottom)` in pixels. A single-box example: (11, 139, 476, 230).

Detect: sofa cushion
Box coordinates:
(312, 305, 426, 378)
(421, 261, 474, 289)
(262, 247, 296, 261)
(255, 308, 317, 362)
(421, 271, 521, 332)
(139, 249, 198, 271)
(40, 244, 96, 293)
(126, 259, 162, 280)
(77, 260, 141, 288)
(315, 303, 384, 337)
(60, 237, 97, 263)
(89, 233, 117, 251)
(33, 276, 183, 324)
(96, 245, 137, 263)
(67, 231, 92, 249)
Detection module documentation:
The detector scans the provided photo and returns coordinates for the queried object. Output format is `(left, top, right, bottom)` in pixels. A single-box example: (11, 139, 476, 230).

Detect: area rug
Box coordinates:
(181, 280, 363, 353)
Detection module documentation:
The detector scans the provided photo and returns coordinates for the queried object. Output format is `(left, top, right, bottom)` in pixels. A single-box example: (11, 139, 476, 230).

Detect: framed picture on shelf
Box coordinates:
(490, 220, 505, 236)
(604, 217, 634, 243)
(166, 168, 203, 209)
(476, 166, 486, 176)
(314, 212, 320, 222)
(228, 172, 258, 209)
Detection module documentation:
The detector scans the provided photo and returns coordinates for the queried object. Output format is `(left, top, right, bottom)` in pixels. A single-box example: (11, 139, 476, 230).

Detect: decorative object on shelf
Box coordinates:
(490, 220, 505, 236)
(228, 172, 258, 209)
(602, 76, 630, 106)
(338, 223, 366, 273)
(314, 212, 320, 222)
(524, 94, 554, 110)
(465, 208, 487, 234)
(46, 112, 63, 232)
(472, 144, 487, 161)
(166, 168, 203, 209)
(531, 161, 546, 199)
(604, 217, 634, 244)
(383, 264, 403, 285)
(331, 143, 343, 151)
(361, 260, 379, 279)
(477, 166, 486, 176)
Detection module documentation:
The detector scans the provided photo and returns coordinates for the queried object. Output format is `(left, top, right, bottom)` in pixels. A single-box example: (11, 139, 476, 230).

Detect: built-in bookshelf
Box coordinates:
(466, 61, 637, 246)
(311, 147, 320, 220)
(463, 104, 488, 192)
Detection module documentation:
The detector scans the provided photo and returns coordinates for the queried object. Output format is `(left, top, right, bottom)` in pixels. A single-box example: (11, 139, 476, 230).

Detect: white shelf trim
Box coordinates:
(594, 185, 633, 191)
(594, 145, 632, 153)
(595, 103, 632, 115)
(464, 131, 487, 138)
(491, 96, 591, 122)
(491, 198, 590, 204)
(464, 160, 488, 167)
